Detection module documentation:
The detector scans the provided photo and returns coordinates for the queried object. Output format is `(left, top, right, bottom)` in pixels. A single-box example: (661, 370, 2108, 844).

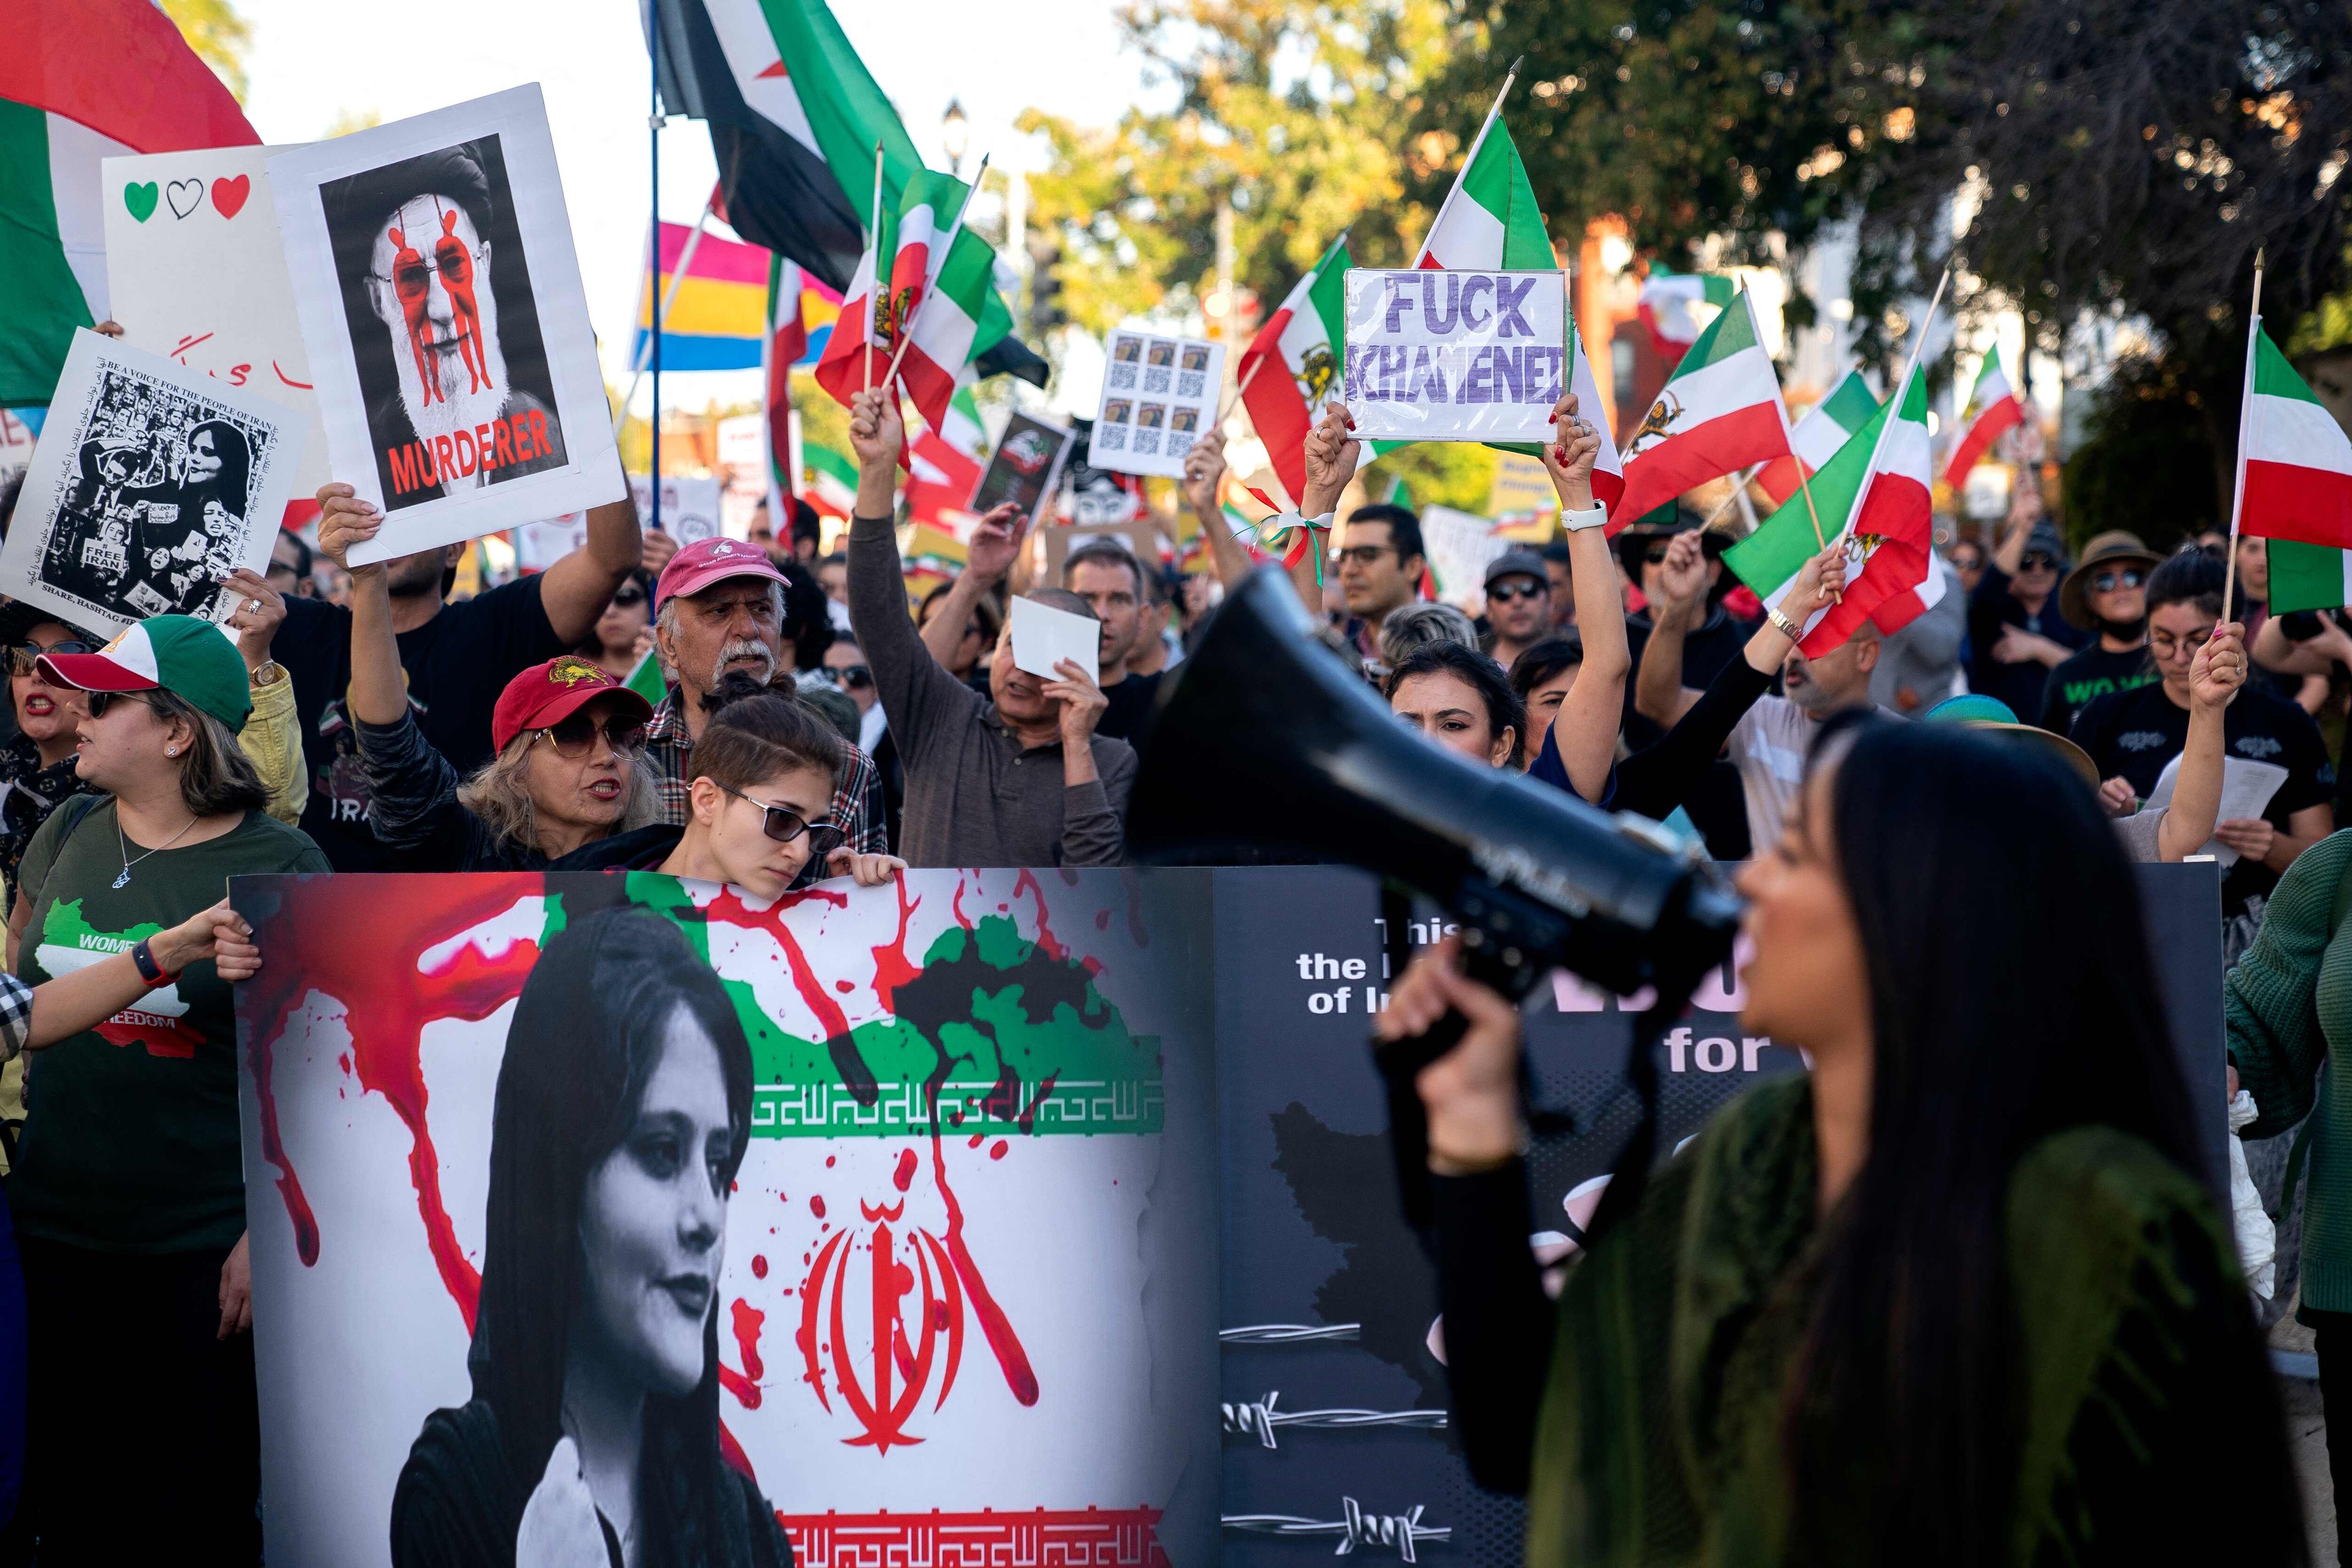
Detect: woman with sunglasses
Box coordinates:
(2039, 531, 2162, 734)
(561, 671, 904, 892)
(329, 517, 664, 871)
(581, 567, 656, 681)
(5, 614, 328, 1560)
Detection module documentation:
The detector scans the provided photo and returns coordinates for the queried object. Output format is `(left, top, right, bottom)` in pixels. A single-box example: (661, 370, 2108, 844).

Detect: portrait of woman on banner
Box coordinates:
(389, 907, 792, 1568)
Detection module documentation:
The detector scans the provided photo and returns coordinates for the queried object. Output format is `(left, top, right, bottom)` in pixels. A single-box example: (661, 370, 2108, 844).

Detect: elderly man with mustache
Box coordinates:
(639, 537, 886, 853)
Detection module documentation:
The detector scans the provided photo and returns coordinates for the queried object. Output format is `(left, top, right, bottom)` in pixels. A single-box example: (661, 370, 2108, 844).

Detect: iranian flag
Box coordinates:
(1405, 108, 1621, 507)
(803, 441, 858, 519)
(816, 169, 1017, 439)
(2237, 325, 2352, 554)
(0, 0, 258, 404)
(1942, 351, 2026, 487)
(1612, 290, 1792, 532)
(1753, 366, 1879, 508)
(622, 645, 669, 707)
(1724, 366, 1937, 655)
(1637, 264, 1735, 368)
(906, 384, 985, 533)
(1239, 233, 1351, 506)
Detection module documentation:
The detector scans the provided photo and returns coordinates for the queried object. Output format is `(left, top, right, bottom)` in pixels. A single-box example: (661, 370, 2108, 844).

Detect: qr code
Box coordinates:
(1144, 367, 1173, 394)
(1133, 429, 1163, 456)
(1109, 363, 1138, 390)
(1096, 426, 1128, 451)
(1177, 372, 1207, 399)
(1166, 432, 1196, 461)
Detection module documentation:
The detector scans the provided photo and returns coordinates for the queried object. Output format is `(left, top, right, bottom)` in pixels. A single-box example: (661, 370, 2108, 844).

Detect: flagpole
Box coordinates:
(878, 152, 993, 391)
(1223, 227, 1352, 429)
(1411, 58, 1523, 266)
(863, 141, 885, 395)
(1832, 266, 1949, 559)
(649, 0, 663, 531)
(2223, 247, 2266, 622)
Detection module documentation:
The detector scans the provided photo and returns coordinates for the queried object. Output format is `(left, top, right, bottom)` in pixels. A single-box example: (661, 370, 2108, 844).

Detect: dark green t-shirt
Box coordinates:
(9, 800, 328, 1253)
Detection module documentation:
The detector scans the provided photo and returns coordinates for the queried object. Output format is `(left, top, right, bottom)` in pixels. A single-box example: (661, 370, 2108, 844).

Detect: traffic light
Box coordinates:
(1026, 232, 1066, 338)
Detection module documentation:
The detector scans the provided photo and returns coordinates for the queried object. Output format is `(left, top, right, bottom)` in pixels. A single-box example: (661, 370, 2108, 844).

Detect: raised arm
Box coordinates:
(1738, 545, 1849, 676)
(1631, 532, 1711, 727)
(919, 503, 1023, 669)
(2157, 623, 2243, 861)
(1540, 392, 1625, 803)
(845, 388, 978, 759)
(1294, 405, 1361, 607)
(316, 484, 408, 726)
(1181, 430, 1258, 590)
(535, 473, 644, 643)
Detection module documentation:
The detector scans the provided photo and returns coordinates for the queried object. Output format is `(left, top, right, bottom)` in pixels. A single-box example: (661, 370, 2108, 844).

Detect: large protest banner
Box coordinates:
(0, 329, 304, 634)
(269, 86, 624, 565)
(101, 143, 334, 522)
(1343, 270, 1567, 444)
(231, 869, 1218, 1568)
(1212, 863, 2226, 1566)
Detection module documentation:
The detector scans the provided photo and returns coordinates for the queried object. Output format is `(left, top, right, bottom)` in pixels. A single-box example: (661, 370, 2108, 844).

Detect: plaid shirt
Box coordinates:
(0, 971, 28, 1064)
(643, 685, 888, 855)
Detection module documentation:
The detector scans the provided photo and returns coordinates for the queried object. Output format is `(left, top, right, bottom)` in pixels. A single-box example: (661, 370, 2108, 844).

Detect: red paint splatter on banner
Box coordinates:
(990, 1140, 1008, 1161)
(921, 1081, 1038, 1407)
(751, 1254, 768, 1280)
(1095, 909, 1111, 931)
(1123, 867, 1151, 949)
(868, 875, 923, 1014)
(1013, 869, 1065, 960)
(967, 1132, 985, 1149)
(721, 1297, 766, 1409)
(832, 980, 853, 994)
(809, 1195, 826, 1219)
(240, 878, 544, 1330)
(893, 1148, 918, 1191)
(1017, 1072, 1060, 1135)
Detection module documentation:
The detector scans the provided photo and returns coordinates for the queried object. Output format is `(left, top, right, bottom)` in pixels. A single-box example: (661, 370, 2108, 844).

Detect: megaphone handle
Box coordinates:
(1375, 1009, 1468, 1241)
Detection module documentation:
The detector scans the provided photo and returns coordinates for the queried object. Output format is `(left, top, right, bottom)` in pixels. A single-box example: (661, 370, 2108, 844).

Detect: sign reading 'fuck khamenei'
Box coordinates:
(1343, 268, 1567, 443)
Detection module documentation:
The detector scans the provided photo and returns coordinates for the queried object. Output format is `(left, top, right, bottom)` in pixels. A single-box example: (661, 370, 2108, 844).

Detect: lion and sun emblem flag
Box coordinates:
(230, 869, 1218, 1567)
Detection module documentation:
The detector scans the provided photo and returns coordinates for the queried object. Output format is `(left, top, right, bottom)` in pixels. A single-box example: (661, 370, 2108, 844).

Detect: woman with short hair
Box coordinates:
(6, 615, 329, 1561)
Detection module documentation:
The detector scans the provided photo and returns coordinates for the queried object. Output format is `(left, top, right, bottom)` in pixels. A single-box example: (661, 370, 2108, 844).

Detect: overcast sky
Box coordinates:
(233, 0, 1154, 410)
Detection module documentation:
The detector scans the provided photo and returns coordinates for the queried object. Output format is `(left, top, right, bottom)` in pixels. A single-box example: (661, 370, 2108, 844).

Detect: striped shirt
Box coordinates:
(642, 684, 888, 855)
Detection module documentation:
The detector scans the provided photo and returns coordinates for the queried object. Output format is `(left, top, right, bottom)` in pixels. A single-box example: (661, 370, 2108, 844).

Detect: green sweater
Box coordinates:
(2226, 825, 2352, 1313)
(1526, 1076, 2259, 1566)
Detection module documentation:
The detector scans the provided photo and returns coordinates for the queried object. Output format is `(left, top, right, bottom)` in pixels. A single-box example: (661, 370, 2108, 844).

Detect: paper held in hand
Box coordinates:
(1086, 331, 1224, 479)
(2143, 752, 2288, 868)
(1009, 594, 1101, 688)
(1342, 269, 1567, 443)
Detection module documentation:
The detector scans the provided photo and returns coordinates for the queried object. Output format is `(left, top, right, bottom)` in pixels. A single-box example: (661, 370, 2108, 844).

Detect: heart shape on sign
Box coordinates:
(123, 182, 159, 223)
(211, 174, 250, 220)
(165, 179, 203, 220)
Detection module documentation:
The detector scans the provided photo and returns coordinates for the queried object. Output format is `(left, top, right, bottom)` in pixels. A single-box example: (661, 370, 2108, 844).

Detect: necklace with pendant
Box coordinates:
(114, 812, 199, 889)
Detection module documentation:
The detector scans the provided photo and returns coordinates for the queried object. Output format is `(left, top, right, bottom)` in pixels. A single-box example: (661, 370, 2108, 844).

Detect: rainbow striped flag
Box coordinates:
(633, 221, 771, 371)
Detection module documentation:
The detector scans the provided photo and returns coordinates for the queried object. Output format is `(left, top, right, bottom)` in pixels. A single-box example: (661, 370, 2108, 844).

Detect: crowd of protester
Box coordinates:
(0, 365, 2347, 1558)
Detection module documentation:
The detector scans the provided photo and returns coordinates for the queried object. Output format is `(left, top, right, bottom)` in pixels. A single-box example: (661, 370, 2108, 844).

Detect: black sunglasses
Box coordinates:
(718, 782, 845, 855)
(1642, 542, 1674, 565)
(2090, 568, 2145, 593)
(2018, 552, 2060, 571)
(534, 712, 648, 759)
(823, 664, 874, 691)
(1486, 580, 1545, 604)
(86, 689, 153, 720)
(7, 641, 97, 677)
(610, 585, 648, 609)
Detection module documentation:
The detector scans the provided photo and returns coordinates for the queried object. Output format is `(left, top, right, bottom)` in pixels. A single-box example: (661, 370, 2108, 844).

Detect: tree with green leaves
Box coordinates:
(161, 0, 254, 103)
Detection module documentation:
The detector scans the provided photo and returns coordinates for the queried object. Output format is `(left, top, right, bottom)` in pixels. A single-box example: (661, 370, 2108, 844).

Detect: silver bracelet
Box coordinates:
(1766, 604, 1804, 641)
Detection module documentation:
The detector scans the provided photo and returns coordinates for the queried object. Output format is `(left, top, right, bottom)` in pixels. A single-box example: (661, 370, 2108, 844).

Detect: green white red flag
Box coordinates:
(1403, 110, 1621, 508)
(1724, 365, 1938, 654)
(1637, 264, 1736, 369)
(1753, 366, 1879, 508)
(1942, 351, 2026, 487)
(2236, 324, 2352, 557)
(906, 384, 984, 533)
(1612, 290, 1792, 532)
(1239, 233, 1351, 506)
(0, 0, 258, 405)
(803, 441, 858, 519)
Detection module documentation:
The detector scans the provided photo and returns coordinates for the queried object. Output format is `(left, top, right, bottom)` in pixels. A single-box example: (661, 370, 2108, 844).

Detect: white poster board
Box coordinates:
(631, 473, 723, 545)
(0, 330, 304, 634)
(1342, 269, 1567, 443)
(101, 144, 333, 523)
(1086, 330, 1223, 479)
(1418, 504, 1514, 609)
(269, 85, 622, 565)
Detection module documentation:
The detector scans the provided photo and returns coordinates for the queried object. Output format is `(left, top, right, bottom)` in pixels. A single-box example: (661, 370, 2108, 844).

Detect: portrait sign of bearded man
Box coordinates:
(319, 138, 568, 511)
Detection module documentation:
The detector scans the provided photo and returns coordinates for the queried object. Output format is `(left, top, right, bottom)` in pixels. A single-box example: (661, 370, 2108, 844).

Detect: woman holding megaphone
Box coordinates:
(1376, 713, 2302, 1565)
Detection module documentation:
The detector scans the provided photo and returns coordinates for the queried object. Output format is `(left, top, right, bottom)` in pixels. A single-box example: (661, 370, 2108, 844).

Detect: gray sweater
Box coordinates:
(847, 514, 1135, 866)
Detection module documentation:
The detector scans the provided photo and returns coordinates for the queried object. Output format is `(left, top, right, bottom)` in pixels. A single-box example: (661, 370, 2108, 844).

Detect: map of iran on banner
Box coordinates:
(232, 870, 1217, 1568)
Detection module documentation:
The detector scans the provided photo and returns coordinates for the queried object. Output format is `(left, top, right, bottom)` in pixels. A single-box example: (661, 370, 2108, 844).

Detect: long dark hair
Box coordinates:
(185, 419, 252, 511)
(1782, 713, 2300, 1562)
(474, 908, 758, 1560)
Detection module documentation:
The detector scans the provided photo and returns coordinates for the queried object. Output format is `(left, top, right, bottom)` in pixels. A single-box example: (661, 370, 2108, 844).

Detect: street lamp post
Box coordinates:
(942, 98, 969, 177)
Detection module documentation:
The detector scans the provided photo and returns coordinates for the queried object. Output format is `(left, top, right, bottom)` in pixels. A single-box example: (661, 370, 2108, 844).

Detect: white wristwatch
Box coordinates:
(1562, 501, 1608, 532)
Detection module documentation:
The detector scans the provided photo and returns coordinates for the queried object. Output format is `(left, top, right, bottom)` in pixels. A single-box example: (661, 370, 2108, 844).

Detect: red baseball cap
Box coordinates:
(491, 655, 655, 755)
(655, 536, 789, 610)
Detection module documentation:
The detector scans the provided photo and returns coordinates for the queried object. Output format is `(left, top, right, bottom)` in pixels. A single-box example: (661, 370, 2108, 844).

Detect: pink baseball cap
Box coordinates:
(654, 536, 789, 610)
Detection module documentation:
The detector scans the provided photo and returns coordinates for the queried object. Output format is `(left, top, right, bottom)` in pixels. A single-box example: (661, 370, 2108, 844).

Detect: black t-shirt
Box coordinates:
(1970, 565, 2092, 722)
(275, 577, 568, 871)
(2040, 643, 2159, 735)
(1624, 605, 1758, 860)
(2071, 681, 2334, 910)
(1096, 668, 1164, 749)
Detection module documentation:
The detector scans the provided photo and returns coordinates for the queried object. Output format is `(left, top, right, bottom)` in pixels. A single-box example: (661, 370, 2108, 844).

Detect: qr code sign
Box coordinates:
(1144, 367, 1173, 394)
(1096, 426, 1128, 451)
(1177, 372, 1207, 399)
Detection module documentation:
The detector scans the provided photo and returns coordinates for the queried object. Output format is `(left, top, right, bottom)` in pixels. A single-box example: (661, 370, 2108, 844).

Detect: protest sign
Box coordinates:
(1488, 449, 1557, 515)
(1211, 863, 2226, 1566)
(1341, 269, 1567, 443)
(1087, 331, 1224, 479)
(630, 473, 723, 546)
(1009, 594, 1103, 685)
(101, 144, 332, 521)
(0, 329, 303, 634)
(232, 869, 1218, 1568)
(269, 86, 622, 566)
(971, 410, 1075, 527)
(1416, 504, 1513, 606)
(509, 510, 584, 571)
